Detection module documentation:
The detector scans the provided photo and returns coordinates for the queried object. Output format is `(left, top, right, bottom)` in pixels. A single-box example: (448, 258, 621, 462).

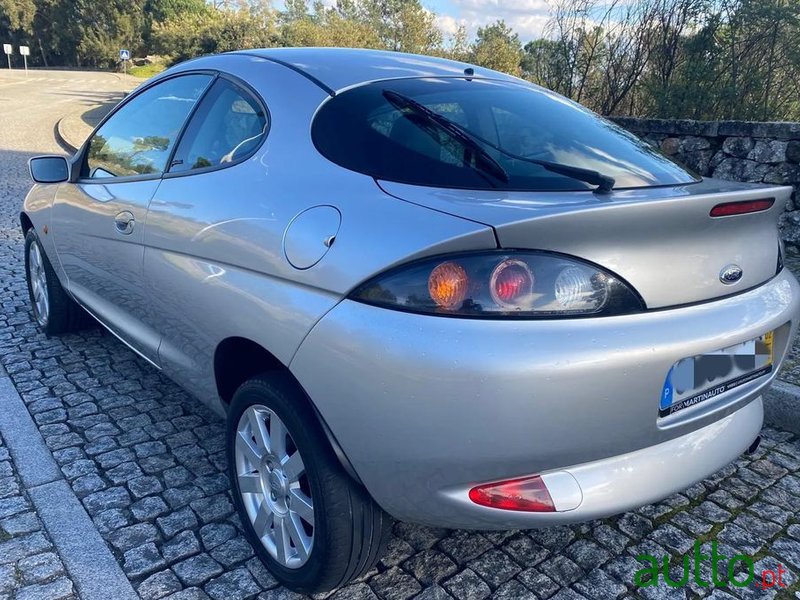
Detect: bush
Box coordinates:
(128, 62, 166, 78)
(152, 8, 276, 65)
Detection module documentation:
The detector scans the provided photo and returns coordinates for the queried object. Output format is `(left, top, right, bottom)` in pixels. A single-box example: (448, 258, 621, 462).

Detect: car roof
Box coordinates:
(225, 47, 521, 94)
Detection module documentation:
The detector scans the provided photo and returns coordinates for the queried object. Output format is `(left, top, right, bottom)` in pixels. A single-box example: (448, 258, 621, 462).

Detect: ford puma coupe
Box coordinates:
(21, 48, 799, 592)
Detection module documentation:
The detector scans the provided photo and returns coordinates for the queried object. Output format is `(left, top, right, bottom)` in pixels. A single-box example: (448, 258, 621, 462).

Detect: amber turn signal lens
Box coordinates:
(428, 261, 468, 309)
(469, 475, 555, 512)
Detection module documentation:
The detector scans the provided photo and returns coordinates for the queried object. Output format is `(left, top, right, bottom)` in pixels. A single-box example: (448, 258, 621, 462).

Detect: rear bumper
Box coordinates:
(439, 397, 762, 528)
(290, 270, 799, 528)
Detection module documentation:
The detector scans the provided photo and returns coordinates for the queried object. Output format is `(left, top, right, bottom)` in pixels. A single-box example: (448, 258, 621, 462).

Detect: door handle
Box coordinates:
(114, 211, 135, 235)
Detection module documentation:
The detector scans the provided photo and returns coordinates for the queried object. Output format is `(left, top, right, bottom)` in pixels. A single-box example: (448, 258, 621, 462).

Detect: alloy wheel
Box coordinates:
(234, 405, 315, 568)
(28, 241, 49, 327)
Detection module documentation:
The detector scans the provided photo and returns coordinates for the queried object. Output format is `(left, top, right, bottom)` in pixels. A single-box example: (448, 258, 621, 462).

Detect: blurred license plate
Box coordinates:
(660, 331, 773, 417)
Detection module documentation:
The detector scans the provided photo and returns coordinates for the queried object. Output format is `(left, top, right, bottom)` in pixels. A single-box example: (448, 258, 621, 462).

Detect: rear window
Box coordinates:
(312, 78, 697, 191)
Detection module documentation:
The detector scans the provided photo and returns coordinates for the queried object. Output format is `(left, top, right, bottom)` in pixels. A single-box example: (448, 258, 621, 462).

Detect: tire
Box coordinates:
(24, 229, 88, 335)
(226, 373, 392, 593)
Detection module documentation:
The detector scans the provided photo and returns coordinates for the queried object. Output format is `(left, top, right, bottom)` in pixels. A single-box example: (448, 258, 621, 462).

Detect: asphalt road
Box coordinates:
(0, 69, 133, 151)
(0, 68, 133, 243)
(0, 69, 799, 600)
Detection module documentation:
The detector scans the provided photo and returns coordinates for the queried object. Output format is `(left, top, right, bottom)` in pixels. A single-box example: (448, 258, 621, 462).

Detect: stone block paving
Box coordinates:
(0, 431, 77, 600)
(0, 109, 799, 599)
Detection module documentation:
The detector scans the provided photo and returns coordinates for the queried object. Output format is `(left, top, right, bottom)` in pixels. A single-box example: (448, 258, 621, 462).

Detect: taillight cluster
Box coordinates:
(350, 251, 644, 318)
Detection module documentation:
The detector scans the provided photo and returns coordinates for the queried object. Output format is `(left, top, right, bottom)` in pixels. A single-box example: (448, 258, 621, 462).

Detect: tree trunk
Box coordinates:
(38, 38, 48, 67)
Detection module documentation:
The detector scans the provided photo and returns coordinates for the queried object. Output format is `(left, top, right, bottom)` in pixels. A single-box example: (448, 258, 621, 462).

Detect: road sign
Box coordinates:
(120, 49, 130, 74)
(3, 44, 10, 69)
(19, 45, 29, 75)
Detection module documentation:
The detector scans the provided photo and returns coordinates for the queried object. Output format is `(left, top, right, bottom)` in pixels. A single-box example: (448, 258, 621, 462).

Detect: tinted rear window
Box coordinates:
(312, 78, 697, 191)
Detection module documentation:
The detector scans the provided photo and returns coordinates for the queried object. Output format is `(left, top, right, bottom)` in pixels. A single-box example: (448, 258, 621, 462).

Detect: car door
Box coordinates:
(140, 74, 273, 397)
(51, 73, 214, 364)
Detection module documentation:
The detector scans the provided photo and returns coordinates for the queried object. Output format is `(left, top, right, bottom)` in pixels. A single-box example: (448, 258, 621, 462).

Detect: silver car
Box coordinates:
(21, 48, 799, 592)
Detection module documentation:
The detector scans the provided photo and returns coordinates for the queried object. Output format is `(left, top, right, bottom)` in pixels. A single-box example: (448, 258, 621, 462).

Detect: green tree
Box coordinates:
(360, 0, 442, 53)
(0, 0, 35, 32)
(436, 23, 470, 62)
(279, 0, 443, 54)
(154, 5, 277, 63)
(143, 0, 207, 47)
(470, 20, 522, 75)
(146, 0, 206, 22)
(521, 39, 570, 92)
(0, 0, 36, 64)
(279, 1, 381, 49)
(74, 0, 147, 67)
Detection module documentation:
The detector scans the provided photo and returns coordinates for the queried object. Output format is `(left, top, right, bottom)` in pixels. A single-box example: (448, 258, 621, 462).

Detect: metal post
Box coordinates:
(5, 55, 9, 70)
(23, 54, 27, 75)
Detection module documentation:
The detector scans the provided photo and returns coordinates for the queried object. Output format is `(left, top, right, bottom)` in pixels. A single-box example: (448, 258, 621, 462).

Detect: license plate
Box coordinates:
(660, 331, 773, 417)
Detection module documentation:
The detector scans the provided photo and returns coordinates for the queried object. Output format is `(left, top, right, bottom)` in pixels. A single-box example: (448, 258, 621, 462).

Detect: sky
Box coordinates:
(429, 0, 552, 41)
(275, 0, 555, 42)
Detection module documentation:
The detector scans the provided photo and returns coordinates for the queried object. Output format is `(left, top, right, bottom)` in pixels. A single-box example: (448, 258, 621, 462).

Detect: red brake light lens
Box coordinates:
(469, 475, 555, 512)
(490, 259, 533, 307)
(710, 199, 774, 217)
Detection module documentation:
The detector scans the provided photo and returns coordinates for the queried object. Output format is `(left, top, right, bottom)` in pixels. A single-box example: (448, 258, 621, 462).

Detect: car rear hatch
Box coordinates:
(378, 178, 789, 308)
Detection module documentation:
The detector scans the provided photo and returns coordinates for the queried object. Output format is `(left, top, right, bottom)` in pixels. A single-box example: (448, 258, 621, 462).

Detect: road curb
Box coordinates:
(55, 92, 132, 155)
(0, 368, 138, 600)
(765, 379, 800, 435)
(30, 481, 139, 600)
(54, 116, 78, 154)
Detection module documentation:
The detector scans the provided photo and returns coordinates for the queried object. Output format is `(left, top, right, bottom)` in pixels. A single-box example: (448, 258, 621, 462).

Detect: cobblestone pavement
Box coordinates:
(0, 430, 77, 600)
(0, 70, 799, 600)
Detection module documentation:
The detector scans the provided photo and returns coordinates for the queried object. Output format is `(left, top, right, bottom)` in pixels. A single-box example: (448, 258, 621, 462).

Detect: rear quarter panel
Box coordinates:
(143, 55, 496, 413)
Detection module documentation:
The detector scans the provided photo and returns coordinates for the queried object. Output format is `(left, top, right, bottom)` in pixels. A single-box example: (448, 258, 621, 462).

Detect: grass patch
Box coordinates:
(128, 63, 166, 79)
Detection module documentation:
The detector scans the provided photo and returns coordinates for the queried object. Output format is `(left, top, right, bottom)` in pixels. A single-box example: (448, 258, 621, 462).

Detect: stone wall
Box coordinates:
(610, 117, 800, 245)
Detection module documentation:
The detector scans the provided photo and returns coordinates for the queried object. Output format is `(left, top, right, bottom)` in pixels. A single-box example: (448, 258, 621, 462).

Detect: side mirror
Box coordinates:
(29, 155, 70, 184)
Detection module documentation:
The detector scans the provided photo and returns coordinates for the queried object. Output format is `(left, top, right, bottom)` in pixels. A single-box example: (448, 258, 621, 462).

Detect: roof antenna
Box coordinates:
(464, 67, 474, 80)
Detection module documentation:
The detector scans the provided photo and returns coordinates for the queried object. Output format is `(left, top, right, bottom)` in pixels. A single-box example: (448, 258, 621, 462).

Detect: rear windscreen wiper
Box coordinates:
(494, 145, 616, 194)
(383, 90, 509, 186)
(383, 89, 615, 194)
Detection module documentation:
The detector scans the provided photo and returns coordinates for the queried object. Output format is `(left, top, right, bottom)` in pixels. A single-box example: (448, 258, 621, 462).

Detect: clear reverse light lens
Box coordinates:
(555, 266, 608, 310)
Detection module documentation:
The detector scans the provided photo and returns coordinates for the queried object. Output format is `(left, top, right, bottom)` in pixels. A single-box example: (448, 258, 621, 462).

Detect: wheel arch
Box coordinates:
(213, 336, 363, 485)
(20, 211, 33, 234)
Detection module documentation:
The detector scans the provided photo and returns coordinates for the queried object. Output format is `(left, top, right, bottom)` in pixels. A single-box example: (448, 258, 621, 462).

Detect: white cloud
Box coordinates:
(435, 14, 466, 37)
(441, 0, 553, 41)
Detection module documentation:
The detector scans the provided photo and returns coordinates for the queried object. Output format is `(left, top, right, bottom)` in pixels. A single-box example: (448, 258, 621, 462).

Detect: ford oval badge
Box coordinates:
(720, 264, 743, 284)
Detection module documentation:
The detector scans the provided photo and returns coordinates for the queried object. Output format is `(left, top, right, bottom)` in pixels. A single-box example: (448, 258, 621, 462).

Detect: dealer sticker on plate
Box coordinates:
(660, 331, 773, 418)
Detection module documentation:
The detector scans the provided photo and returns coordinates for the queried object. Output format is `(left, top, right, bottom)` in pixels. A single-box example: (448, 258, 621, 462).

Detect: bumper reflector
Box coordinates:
(468, 475, 556, 512)
(710, 199, 774, 217)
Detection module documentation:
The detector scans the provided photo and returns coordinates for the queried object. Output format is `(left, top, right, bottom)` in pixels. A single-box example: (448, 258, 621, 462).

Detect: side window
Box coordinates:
(85, 74, 213, 179)
(169, 78, 268, 173)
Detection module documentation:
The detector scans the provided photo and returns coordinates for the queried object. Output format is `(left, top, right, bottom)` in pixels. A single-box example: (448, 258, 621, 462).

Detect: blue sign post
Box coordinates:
(119, 49, 130, 74)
